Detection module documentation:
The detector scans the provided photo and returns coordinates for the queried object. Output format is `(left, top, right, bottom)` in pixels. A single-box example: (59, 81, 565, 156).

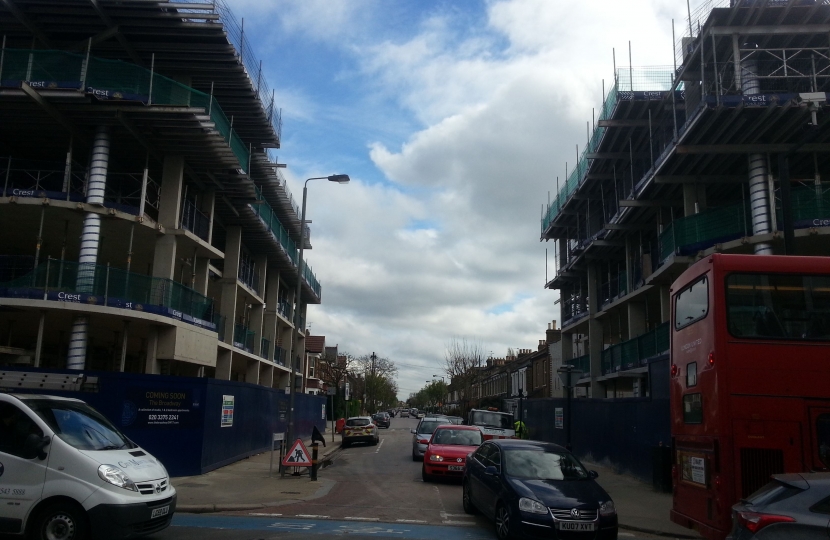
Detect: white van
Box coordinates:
(0, 393, 176, 540)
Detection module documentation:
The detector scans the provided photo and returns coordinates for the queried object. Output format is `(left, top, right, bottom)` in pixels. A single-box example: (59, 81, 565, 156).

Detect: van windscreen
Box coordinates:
(26, 399, 135, 451)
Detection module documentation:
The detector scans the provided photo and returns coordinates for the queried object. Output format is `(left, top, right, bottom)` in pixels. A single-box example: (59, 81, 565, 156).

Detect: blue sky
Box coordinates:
(229, 0, 697, 399)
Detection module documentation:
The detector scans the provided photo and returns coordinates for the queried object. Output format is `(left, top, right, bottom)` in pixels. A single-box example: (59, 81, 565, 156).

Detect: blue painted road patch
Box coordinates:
(171, 514, 493, 539)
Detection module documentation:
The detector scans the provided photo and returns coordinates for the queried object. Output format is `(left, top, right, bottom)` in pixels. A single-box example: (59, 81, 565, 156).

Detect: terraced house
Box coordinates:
(0, 0, 325, 392)
(542, 0, 830, 398)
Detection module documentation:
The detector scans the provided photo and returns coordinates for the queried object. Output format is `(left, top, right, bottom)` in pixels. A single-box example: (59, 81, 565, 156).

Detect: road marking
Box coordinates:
(344, 516, 380, 521)
(441, 520, 476, 526)
(440, 513, 469, 518)
(396, 519, 427, 523)
(375, 438, 385, 453)
(296, 514, 330, 519)
(249, 513, 282, 516)
(267, 522, 316, 530)
(619, 534, 635, 537)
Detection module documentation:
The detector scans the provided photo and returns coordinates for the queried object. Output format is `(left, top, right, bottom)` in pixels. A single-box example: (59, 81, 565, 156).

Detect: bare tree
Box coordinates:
(444, 338, 485, 416)
(355, 353, 398, 413)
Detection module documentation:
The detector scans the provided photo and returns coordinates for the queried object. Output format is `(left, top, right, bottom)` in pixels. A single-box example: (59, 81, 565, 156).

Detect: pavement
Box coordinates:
(172, 430, 701, 539)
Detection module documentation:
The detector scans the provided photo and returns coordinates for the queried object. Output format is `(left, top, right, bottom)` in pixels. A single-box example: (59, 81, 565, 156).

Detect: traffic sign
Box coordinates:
(282, 438, 312, 467)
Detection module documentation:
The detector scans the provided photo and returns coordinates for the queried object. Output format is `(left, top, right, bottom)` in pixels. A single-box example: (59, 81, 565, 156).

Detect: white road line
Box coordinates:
(440, 512, 468, 518)
(344, 516, 380, 521)
(296, 514, 329, 519)
(375, 438, 385, 453)
(441, 520, 476, 526)
(396, 519, 427, 523)
(249, 513, 282, 517)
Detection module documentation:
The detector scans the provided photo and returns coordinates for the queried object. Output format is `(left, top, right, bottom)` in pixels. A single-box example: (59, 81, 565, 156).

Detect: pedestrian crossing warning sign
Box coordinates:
(282, 439, 312, 467)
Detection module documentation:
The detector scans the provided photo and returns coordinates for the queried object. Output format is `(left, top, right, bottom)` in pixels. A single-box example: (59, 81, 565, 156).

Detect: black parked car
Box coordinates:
(372, 412, 391, 429)
(462, 439, 618, 540)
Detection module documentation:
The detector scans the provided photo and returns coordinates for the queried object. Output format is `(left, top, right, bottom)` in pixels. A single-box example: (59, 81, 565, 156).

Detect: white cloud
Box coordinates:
(248, 0, 698, 399)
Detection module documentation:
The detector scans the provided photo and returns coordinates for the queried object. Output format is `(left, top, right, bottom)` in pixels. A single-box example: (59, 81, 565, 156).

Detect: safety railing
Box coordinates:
(237, 255, 260, 296)
(233, 323, 255, 353)
(278, 301, 291, 320)
(214, 314, 226, 342)
(659, 201, 751, 263)
(601, 322, 670, 375)
(274, 345, 287, 367)
(250, 186, 322, 298)
(779, 185, 830, 228)
(180, 198, 210, 242)
(541, 67, 678, 233)
(567, 354, 591, 377)
(0, 255, 215, 330)
(0, 49, 250, 171)
(260, 338, 270, 360)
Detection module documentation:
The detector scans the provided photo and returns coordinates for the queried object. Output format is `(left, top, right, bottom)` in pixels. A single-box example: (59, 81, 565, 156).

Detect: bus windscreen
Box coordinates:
(726, 273, 830, 340)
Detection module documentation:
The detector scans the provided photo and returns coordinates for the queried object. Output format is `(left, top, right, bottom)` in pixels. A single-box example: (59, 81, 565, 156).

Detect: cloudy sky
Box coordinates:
(232, 0, 700, 399)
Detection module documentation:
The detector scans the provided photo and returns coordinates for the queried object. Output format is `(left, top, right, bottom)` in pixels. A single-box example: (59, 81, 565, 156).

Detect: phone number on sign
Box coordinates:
(147, 415, 178, 421)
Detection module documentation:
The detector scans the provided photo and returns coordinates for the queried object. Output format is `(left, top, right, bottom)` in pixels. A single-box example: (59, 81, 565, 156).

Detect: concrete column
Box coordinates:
(659, 285, 671, 323)
(152, 235, 177, 280)
(251, 256, 268, 356)
(158, 156, 184, 229)
(260, 363, 274, 388)
(587, 264, 603, 397)
(144, 327, 159, 374)
(199, 189, 216, 244)
(216, 349, 232, 380)
(263, 269, 280, 361)
(194, 257, 210, 296)
(220, 226, 242, 344)
(627, 302, 646, 339)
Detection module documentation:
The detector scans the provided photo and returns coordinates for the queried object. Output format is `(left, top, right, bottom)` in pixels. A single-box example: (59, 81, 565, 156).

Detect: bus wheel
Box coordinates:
(33, 502, 89, 540)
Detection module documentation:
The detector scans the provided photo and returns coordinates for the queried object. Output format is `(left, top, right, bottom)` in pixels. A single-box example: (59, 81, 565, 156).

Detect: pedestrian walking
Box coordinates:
(514, 419, 528, 439)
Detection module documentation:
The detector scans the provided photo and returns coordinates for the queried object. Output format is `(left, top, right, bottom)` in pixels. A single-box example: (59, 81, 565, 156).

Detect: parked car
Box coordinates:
(372, 412, 391, 429)
(416, 412, 426, 419)
(411, 417, 451, 461)
(422, 425, 483, 482)
(446, 416, 464, 425)
(727, 472, 830, 539)
(0, 393, 176, 540)
(342, 416, 379, 447)
(400, 410, 410, 418)
(462, 439, 617, 540)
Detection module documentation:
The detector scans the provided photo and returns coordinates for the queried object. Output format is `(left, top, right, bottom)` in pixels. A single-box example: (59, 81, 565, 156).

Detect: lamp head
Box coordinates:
(328, 174, 350, 184)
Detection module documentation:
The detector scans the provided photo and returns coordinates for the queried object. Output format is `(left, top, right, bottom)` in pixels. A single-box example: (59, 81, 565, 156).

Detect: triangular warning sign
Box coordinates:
(281, 438, 312, 467)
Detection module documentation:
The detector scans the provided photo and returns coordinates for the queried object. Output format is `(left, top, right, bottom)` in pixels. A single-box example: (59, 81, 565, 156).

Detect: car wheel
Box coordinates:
(494, 503, 513, 540)
(32, 501, 88, 540)
(462, 480, 477, 515)
(342, 440, 349, 448)
(412, 449, 419, 462)
(422, 465, 431, 482)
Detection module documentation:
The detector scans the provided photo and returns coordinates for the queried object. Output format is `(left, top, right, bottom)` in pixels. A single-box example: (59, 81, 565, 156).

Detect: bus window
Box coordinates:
(675, 276, 709, 331)
(683, 393, 703, 424)
(726, 273, 830, 340)
(816, 414, 830, 468)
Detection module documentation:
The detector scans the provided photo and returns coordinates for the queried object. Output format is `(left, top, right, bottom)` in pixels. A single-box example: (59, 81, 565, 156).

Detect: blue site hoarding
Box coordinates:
(0, 367, 326, 477)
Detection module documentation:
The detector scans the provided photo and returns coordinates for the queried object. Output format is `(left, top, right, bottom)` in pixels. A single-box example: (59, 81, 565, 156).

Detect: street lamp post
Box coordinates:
(284, 174, 350, 463)
(557, 365, 582, 451)
(518, 386, 525, 438)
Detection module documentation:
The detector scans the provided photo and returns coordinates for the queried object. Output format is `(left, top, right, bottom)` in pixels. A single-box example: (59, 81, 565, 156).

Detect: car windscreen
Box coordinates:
(418, 421, 448, 435)
(346, 418, 371, 427)
(503, 449, 589, 480)
(432, 429, 482, 446)
(25, 399, 134, 451)
(470, 411, 513, 429)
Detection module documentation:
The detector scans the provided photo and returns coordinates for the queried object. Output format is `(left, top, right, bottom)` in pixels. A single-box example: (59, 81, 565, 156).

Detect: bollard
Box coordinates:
(311, 442, 318, 481)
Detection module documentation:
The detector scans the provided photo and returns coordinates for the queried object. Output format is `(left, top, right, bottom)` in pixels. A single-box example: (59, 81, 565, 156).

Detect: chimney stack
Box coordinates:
(546, 320, 562, 345)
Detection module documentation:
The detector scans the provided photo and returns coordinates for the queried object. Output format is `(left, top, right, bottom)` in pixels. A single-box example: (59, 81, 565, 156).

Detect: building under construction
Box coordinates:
(542, 0, 830, 398)
(0, 0, 326, 393)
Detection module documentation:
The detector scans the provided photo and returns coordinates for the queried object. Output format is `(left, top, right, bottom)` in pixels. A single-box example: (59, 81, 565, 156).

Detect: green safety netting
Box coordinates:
(251, 186, 322, 298)
(0, 49, 249, 171)
(783, 185, 830, 225)
(659, 201, 751, 263)
(568, 354, 590, 375)
(0, 259, 213, 321)
(601, 322, 669, 375)
(541, 67, 678, 234)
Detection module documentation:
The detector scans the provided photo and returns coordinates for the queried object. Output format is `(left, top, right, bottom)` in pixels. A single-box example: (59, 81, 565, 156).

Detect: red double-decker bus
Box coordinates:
(669, 253, 830, 539)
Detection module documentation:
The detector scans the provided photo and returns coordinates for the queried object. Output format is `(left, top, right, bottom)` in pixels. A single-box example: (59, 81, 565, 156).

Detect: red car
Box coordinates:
(422, 425, 483, 482)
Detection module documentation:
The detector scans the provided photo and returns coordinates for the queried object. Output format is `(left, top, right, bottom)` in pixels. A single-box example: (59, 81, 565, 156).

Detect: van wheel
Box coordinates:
(32, 502, 88, 540)
(462, 481, 477, 514)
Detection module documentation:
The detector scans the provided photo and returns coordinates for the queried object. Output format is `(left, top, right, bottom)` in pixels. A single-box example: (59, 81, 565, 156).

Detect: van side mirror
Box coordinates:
(24, 434, 50, 460)
(588, 470, 599, 479)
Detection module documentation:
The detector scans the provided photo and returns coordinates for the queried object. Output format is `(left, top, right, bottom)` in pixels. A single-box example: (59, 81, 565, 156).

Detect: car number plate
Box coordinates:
(151, 506, 170, 519)
(448, 465, 464, 471)
(558, 521, 596, 531)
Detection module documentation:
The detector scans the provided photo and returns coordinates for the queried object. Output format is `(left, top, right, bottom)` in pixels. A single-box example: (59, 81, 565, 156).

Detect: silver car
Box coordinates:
(728, 472, 830, 539)
(411, 417, 450, 461)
